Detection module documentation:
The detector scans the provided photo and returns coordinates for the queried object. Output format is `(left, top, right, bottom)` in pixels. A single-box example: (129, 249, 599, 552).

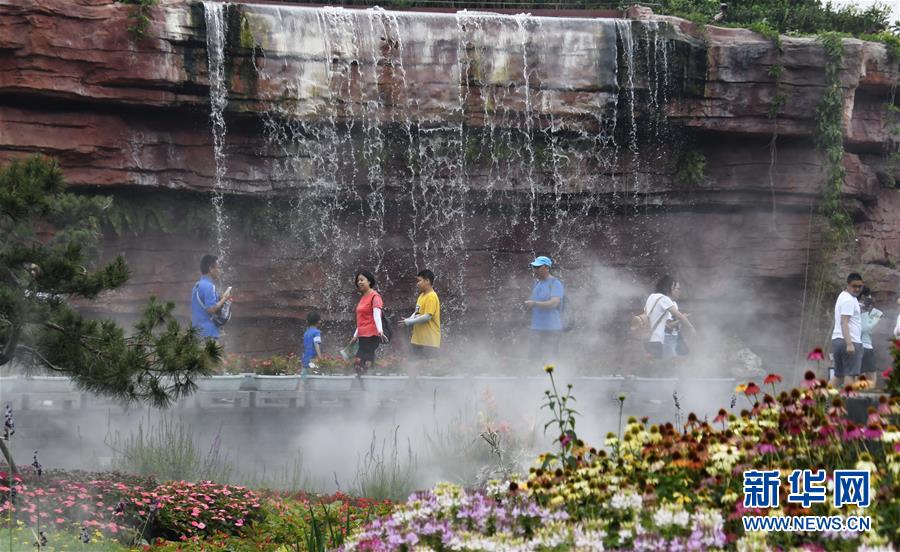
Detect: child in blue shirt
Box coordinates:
(301, 311, 323, 377)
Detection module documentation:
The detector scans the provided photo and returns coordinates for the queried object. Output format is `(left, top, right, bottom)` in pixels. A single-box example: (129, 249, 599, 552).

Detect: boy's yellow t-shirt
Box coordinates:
(411, 290, 441, 348)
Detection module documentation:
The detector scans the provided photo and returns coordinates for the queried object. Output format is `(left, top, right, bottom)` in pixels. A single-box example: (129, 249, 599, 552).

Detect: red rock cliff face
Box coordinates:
(0, 0, 897, 370)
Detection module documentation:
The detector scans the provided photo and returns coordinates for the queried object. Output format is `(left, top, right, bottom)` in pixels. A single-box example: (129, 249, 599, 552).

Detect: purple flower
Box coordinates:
(3, 404, 14, 439)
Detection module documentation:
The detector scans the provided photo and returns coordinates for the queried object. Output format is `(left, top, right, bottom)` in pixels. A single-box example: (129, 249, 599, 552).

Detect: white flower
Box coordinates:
(652, 505, 690, 528)
(610, 491, 642, 511)
(573, 525, 606, 550)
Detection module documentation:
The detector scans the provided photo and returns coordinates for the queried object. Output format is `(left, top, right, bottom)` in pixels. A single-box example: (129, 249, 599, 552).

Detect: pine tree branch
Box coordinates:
(43, 322, 101, 355)
(15, 344, 66, 373)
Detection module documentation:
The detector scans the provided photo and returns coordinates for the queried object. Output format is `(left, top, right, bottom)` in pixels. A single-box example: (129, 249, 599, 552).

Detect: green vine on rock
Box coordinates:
(815, 32, 852, 243)
(751, 22, 785, 229)
(115, 0, 157, 39)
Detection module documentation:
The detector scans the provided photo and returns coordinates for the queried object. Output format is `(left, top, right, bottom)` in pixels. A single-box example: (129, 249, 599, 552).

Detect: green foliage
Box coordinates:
(861, 31, 900, 60)
(105, 414, 234, 483)
(648, 0, 893, 37)
(0, 156, 220, 408)
(104, 194, 215, 240)
(673, 149, 707, 187)
(748, 21, 783, 49)
(540, 365, 581, 469)
(815, 32, 853, 241)
(116, 0, 157, 39)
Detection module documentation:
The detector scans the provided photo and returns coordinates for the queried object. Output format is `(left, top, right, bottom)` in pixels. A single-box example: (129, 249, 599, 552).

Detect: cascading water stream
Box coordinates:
(205, 4, 671, 336)
(203, 2, 231, 265)
(615, 19, 640, 197)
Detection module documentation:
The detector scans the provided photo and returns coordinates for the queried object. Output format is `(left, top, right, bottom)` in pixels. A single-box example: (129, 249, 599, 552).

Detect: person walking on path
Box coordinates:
(301, 311, 323, 378)
(400, 269, 441, 380)
(190, 254, 232, 342)
(830, 273, 864, 388)
(525, 256, 564, 366)
(348, 270, 386, 378)
(644, 275, 694, 359)
(859, 287, 883, 386)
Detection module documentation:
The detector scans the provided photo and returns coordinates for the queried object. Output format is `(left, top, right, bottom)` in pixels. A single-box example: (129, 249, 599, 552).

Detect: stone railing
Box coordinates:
(0, 374, 737, 412)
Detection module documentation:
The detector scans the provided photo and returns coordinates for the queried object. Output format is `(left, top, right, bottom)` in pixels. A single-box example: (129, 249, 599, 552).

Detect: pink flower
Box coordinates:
(807, 348, 825, 361)
(235, 519, 244, 527)
(817, 425, 836, 437)
(55, 518, 65, 524)
(863, 427, 883, 440)
(883, 367, 893, 379)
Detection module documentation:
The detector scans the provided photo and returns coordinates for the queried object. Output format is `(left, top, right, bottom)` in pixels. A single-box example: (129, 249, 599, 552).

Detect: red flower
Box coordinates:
(883, 367, 893, 379)
(744, 383, 760, 396)
(807, 348, 825, 361)
(763, 374, 782, 385)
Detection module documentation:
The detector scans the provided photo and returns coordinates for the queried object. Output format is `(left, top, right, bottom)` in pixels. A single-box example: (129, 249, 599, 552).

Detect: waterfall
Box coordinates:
(204, 2, 230, 265)
(205, 4, 664, 333)
(615, 19, 639, 196)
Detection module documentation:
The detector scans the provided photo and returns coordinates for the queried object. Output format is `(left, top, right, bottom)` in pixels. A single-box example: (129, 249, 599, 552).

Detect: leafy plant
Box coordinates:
(673, 150, 707, 188)
(105, 414, 234, 483)
(815, 32, 853, 241)
(115, 0, 157, 39)
(540, 365, 581, 469)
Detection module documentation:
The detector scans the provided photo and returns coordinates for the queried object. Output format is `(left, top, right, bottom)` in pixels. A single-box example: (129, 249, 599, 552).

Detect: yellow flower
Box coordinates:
(734, 384, 748, 393)
(544, 364, 555, 374)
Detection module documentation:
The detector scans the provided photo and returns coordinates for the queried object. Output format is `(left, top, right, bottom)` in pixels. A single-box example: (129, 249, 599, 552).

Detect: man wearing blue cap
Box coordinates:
(525, 255, 565, 365)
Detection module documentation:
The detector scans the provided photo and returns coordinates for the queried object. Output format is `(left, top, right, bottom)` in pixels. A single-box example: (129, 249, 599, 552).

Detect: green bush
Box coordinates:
(649, 0, 893, 36)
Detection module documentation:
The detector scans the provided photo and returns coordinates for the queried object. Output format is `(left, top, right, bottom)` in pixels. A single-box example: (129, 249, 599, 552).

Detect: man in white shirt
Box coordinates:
(644, 275, 695, 359)
(830, 272, 864, 387)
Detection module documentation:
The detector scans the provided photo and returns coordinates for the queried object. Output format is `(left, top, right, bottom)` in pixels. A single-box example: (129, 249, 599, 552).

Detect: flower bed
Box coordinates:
(340, 343, 900, 550)
(0, 470, 262, 545)
(0, 468, 391, 550)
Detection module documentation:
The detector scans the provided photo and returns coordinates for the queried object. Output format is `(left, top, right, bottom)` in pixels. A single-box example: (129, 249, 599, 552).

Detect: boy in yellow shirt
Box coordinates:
(400, 269, 441, 378)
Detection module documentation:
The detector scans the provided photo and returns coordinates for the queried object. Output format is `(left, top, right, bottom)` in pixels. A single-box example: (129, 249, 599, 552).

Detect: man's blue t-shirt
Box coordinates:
(191, 275, 220, 339)
(302, 327, 322, 367)
(530, 277, 564, 331)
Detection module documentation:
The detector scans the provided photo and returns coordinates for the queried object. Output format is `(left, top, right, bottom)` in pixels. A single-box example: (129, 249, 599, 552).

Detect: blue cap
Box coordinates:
(530, 256, 552, 268)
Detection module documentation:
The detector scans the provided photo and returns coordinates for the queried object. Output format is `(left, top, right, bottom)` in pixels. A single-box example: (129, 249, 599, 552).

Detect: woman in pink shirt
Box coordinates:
(348, 270, 386, 374)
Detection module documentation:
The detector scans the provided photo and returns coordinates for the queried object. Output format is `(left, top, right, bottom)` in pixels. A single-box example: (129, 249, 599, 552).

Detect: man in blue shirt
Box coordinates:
(524, 255, 564, 365)
(191, 255, 232, 340)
